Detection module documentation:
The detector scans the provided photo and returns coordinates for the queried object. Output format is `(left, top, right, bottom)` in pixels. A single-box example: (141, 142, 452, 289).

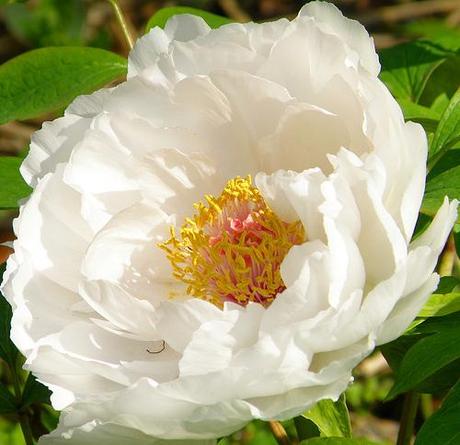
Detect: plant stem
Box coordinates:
(10, 364, 22, 401)
(420, 394, 434, 420)
(396, 391, 419, 445)
(9, 363, 34, 445)
(107, 0, 134, 50)
(268, 420, 291, 445)
(18, 412, 34, 445)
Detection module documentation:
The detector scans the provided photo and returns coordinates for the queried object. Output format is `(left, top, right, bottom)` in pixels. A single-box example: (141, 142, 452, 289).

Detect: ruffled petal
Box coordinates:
(298, 1, 380, 76)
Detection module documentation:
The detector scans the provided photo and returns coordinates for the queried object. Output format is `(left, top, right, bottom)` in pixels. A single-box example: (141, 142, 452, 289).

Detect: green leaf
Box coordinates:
(418, 276, 460, 318)
(381, 334, 421, 372)
(400, 99, 441, 121)
(429, 88, 460, 159)
(454, 224, 460, 257)
(428, 94, 451, 117)
(294, 416, 321, 441)
(415, 379, 460, 445)
(300, 438, 382, 445)
(302, 395, 351, 438)
(421, 148, 460, 219)
(398, 99, 440, 132)
(21, 373, 51, 408)
(145, 6, 232, 32)
(403, 20, 460, 53)
(386, 313, 460, 399)
(419, 293, 460, 317)
(382, 296, 460, 396)
(434, 276, 460, 294)
(412, 212, 433, 239)
(0, 263, 18, 366)
(379, 40, 450, 102)
(0, 156, 31, 209)
(0, 386, 17, 414)
(0, 420, 23, 445)
(0, 47, 127, 124)
(419, 56, 460, 111)
(40, 404, 60, 433)
(415, 359, 460, 395)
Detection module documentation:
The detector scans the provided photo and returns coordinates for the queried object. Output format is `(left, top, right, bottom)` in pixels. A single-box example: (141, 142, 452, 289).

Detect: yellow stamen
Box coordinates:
(159, 176, 305, 308)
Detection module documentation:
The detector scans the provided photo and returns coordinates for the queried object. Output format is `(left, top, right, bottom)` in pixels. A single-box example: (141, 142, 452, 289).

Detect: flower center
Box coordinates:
(159, 176, 305, 308)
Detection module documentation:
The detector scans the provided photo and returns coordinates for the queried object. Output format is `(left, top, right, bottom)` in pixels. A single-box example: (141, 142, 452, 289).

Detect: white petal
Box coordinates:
(156, 299, 223, 352)
(376, 274, 439, 344)
(13, 166, 92, 292)
(128, 27, 172, 78)
(298, 1, 380, 76)
(79, 280, 159, 341)
(256, 169, 327, 240)
(1, 256, 83, 352)
(81, 202, 178, 300)
(258, 102, 351, 174)
(259, 16, 352, 98)
(164, 14, 211, 42)
(213, 69, 290, 121)
(22, 115, 91, 187)
(40, 419, 216, 445)
(410, 197, 458, 252)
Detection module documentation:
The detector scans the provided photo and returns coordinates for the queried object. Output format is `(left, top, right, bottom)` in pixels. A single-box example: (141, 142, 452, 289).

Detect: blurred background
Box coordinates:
(0, 0, 459, 444)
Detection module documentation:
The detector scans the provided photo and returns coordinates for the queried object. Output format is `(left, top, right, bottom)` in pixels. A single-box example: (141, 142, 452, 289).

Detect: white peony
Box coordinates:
(1, 2, 457, 444)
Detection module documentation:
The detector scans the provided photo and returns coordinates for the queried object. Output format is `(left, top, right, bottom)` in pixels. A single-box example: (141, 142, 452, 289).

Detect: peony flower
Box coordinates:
(1, 1, 457, 443)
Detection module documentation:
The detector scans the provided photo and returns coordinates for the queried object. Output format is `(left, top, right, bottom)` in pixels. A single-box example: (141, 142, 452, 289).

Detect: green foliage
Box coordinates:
(0, 0, 27, 5)
(429, 88, 460, 158)
(21, 374, 51, 408)
(300, 438, 382, 445)
(39, 405, 59, 434)
(380, 38, 460, 219)
(0, 47, 127, 125)
(415, 379, 460, 445)
(422, 148, 460, 219)
(0, 264, 18, 366)
(345, 375, 393, 413)
(0, 157, 30, 209)
(300, 395, 352, 439)
(418, 90, 460, 218)
(433, 276, 460, 294)
(398, 99, 440, 133)
(419, 55, 460, 113)
(384, 312, 460, 399)
(0, 419, 22, 445)
(454, 224, 460, 258)
(379, 40, 451, 102)
(3, 0, 85, 47)
(0, 385, 17, 414)
(294, 416, 321, 441)
(145, 6, 232, 32)
(418, 293, 460, 317)
(403, 20, 460, 52)
(218, 420, 278, 445)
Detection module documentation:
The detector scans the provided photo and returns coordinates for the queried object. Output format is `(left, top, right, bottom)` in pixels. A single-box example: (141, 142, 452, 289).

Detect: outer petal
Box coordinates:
(298, 1, 380, 76)
(40, 420, 216, 445)
(377, 198, 458, 344)
(128, 15, 211, 78)
(21, 115, 92, 187)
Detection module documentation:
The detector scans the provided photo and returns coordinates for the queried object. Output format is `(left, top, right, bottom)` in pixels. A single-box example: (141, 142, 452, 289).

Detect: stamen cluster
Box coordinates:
(159, 176, 305, 307)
